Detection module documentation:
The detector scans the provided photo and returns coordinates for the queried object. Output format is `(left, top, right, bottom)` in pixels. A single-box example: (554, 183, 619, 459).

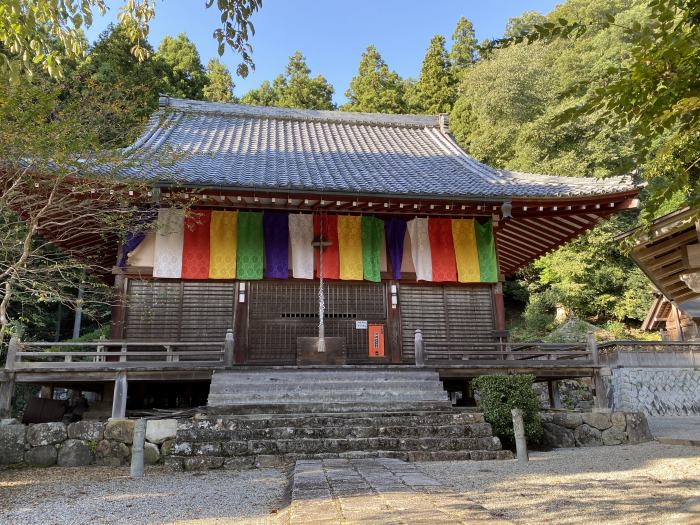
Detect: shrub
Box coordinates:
(472, 374, 543, 447)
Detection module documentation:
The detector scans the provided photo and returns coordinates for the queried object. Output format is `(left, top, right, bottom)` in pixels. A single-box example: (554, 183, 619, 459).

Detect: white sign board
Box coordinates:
(355, 320, 368, 329)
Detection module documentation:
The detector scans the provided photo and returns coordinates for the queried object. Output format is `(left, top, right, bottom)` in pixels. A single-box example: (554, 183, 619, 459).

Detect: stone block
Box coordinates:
(67, 421, 104, 441)
(160, 439, 174, 456)
(58, 439, 93, 467)
(104, 419, 134, 444)
(0, 424, 26, 464)
(542, 422, 576, 448)
(582, 412, 612, 431)
(551, 412, 583, 429)
(0, 418, 20, 426)
(611, 412, 626, 430)
(26, 422, 67, 447)
(221, 440, 249, 456)
(626, 412, 653, 444)
(574, 424, 603, 447)
(601, 427, 626, 446)
(223, 456, 256, 470)
(95, 439, 130, 466)
(146, 419, 178, 445)
(25, 445, 57, 467)
(164, 456, 184, 471)
(256, 454, 288, 468)
(144, 442, 160, 465)
(183, 456, 224, 471)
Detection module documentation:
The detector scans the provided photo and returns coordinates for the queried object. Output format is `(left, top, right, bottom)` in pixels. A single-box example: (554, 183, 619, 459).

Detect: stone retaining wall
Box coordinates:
(610, 368, 700, 416)
(540, 410, 653, 448)
(0, 418, 177, 467)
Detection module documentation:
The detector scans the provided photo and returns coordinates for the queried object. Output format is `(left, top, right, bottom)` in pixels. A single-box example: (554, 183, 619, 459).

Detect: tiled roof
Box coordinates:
(121, 97, 638, 200)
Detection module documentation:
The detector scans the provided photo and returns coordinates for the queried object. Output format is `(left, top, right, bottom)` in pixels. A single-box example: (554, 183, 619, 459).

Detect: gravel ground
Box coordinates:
(418, 442, 700, 525)
(648, 417, 700, 441)
(0, 466, 289, 525)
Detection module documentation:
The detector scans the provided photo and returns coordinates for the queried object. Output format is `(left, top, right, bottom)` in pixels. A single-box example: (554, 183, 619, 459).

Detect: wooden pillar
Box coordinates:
(548, 381, 563, 409)
(493, 282, 506, 332)
(672, 304, 685, 342)
(233, 282, 248, 364)
(110, 272, 127, 340)
(386, 281, 402, 363)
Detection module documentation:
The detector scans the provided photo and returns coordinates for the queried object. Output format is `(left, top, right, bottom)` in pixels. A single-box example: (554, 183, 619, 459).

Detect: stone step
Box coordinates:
(210, 380, 447, 393)
(207, 401, 453, 414)
(172, 435, 502, 457)
(208, 389, 447, 404)
(210, 369, 441, 383)
(176, 422, 495, 442)
(188, 411, 484, 429)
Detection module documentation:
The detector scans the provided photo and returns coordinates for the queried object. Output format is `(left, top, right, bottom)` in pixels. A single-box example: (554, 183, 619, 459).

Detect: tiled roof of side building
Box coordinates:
(120, 96, 638, 200)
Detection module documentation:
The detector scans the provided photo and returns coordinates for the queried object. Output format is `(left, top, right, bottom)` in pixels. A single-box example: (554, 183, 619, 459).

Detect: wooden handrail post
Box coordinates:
(587, 331, 599, 365)
(5, 336, 20, 370)
(414, 329, 425, 367)
(224, 329, 234, 369)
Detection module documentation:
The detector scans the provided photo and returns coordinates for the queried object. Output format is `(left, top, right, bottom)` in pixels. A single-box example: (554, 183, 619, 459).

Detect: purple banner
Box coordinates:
(385, 217, 406, 280)
(263, 212, 289, 278)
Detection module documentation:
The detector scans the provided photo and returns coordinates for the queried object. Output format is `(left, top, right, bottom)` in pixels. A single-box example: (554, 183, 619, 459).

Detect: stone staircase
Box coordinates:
(167, 368, 512, 470)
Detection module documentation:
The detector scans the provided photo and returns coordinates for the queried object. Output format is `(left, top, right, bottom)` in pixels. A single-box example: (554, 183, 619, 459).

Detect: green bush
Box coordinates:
(472, 374, 542, 447)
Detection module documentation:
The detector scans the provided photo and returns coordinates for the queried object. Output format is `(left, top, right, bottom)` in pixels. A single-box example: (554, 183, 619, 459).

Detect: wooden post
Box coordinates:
(588, 331, 608, 410)
(511, 408, 528, 463)
(548, 380, 563, 409)
(0, 372, 15, 418)
(130, 418, 146, 479)
(111, 371, 128, 419)
(224, 329, 234, 369)
(493, 283, 506, 332)
(414, 329, 425, 367)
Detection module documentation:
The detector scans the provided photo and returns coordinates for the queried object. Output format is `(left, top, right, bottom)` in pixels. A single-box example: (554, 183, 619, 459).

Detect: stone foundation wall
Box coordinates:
(610, 368, 700, 416)
(533, 379, 594, 410)
(540, 411, 653, 449)
(0, 419, 177, 467)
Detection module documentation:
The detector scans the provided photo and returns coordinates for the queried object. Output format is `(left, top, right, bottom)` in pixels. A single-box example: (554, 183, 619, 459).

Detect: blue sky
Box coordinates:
(85, 1, 560, 104)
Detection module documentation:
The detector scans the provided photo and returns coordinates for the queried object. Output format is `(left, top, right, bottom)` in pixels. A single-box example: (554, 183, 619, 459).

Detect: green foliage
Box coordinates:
(450, 17, 478, 76)
(342, 46, 406, 114)
(407, 35, 456, 114)
(0, 0, 261, 82)
(241, 51, 335, 110)
(156, 33, 207, 99)
(473, 375, 543, 447)
(203, 58, 237, 103)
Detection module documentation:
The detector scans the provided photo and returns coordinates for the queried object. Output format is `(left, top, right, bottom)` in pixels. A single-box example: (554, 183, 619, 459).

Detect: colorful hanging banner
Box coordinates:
(385, 218, 406, 280)
(153, 208, 185, 278)
(362, 216, 383, 282)
(452, 219, 480, 283)
(407, 218, 432, 281)
(209, 211, 238, 279)
(338, 215, 363, 280)
(263, 212, 289, 279)
(475, 218, 498, 282)
(289, 213, 314, 279)
(181, 210, 212, 279)
(428, 218, 457, 282)
(314, 214, 340, 279)
(237, 212, 264, 280)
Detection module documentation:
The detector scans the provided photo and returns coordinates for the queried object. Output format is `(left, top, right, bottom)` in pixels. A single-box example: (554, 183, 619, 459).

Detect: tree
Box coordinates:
(204, 58, 237, 103)
(76, 24, 168, 146)
(0, 80, 158, 347)
(503, 11, 547, 38)
(0, 0, 262, 82)
(342, 45, 406, 114)
(241, 51, 335, 110)
(157, 33, 208, 100)
(486, 0, 700, 218)
(450, 17, 478, 76)
(406, 35, 456, 114)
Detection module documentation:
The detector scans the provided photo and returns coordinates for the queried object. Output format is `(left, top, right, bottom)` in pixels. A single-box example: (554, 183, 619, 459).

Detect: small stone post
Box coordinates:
(112, 371, 128, 419)
(414, 329, 425, 367)
(130, 418, 147, 479)
(0, 337, 19, 418)
(587, 331, 608, 410)
(511, 408, 528, 463)
(223, 329, 234, 369)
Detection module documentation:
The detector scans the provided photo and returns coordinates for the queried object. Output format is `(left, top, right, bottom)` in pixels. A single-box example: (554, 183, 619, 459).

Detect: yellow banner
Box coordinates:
(452, 219, 480, 283)
(337, 215, 363, 280)
(209, 211, 238, 278)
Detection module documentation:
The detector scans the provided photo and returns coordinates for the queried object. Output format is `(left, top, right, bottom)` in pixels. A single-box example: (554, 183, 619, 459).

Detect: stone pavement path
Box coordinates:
(289, 458, 509, 524)
(648, 416, 700, 446)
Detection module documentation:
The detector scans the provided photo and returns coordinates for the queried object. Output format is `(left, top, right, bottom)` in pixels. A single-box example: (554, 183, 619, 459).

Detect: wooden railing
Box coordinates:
(413, 329, 700, 368)
(4, 329, 235, 371)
